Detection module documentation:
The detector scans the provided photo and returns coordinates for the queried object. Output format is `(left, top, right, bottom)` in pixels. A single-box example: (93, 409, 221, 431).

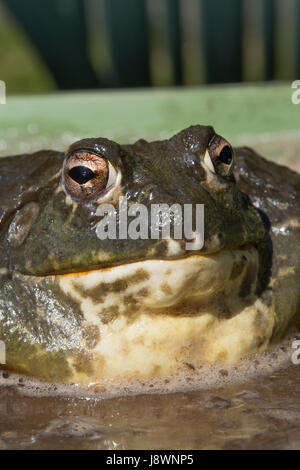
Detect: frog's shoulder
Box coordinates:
(234, 146, 300, 226)
(0, 150, 64, 226)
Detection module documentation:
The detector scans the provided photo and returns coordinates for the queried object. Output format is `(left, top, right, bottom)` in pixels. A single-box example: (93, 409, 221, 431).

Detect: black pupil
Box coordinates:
(69, 166, 95, 184)
(219, 146, 232, 165)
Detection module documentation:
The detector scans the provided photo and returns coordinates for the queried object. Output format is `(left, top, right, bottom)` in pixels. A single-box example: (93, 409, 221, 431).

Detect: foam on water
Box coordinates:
(0, 332, 298, 402)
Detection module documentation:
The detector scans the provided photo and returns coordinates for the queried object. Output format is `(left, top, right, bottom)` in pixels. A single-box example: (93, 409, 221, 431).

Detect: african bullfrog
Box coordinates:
(0, 125, 299, 384)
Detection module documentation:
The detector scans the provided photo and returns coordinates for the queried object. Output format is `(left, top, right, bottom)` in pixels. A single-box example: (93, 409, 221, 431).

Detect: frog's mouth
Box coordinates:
(55, 246, 259, 320)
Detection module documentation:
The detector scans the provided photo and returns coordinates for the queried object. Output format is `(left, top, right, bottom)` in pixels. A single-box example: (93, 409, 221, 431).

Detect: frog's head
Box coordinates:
(9, 125, 266, 312)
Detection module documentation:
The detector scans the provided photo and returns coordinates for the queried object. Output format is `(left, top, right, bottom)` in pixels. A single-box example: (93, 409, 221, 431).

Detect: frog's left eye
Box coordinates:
(204, 135, 234, 177)
(63, 150, 118, 200)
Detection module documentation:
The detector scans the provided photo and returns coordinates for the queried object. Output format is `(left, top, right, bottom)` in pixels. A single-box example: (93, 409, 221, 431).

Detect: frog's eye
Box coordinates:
(63, 150, 118, 200)
(204, 135, 234, 177)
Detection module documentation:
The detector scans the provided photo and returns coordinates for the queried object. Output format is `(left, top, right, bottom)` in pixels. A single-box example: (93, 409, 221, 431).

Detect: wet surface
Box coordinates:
(0, 363, 299, 450)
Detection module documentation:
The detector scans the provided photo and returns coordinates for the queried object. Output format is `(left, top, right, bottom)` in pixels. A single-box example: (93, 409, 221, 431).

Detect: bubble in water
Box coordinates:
(0, 332, 297, 402)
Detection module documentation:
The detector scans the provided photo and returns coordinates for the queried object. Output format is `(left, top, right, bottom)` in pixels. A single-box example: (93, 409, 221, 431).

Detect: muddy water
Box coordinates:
(0, 365, 300, 450)
(0, 342, 300, 450)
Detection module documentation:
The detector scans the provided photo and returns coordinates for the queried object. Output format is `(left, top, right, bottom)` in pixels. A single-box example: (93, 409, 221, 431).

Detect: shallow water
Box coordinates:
(0, 337, 300, 450)
(0, 364, 300, 450)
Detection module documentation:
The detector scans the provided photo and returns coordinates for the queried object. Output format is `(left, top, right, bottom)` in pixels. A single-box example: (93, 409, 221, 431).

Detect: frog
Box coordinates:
(0, 125, 299, 384)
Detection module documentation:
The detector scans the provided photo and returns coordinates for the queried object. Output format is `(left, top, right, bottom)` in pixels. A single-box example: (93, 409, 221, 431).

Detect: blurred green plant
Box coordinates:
(0, 0, 297, 94)
(0, 2, 56, 93)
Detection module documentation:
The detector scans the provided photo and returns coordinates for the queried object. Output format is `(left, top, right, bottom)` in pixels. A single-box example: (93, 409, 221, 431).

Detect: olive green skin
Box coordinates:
(235, 148, 300, 340)
(0, 125, 299, 382)
(0, 126, 263, 276)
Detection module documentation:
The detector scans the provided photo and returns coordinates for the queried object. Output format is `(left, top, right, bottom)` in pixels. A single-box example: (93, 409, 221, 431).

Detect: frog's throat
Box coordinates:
(8, 246, 276, 384)
(53, 246, 275, 384)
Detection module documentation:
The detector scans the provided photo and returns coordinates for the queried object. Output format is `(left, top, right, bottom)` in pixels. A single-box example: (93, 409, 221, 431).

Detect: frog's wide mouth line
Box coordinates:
(51, 246, 259, 315)
(35, 243, 257, 279)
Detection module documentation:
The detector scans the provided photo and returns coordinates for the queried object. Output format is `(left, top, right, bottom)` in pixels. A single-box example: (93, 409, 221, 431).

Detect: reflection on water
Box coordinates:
(0, 364, 300, 450)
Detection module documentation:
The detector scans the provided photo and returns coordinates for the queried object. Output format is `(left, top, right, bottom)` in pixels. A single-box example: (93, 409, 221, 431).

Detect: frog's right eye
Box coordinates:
(204, 135, 234, 177)
(63, 150, 118, 201)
